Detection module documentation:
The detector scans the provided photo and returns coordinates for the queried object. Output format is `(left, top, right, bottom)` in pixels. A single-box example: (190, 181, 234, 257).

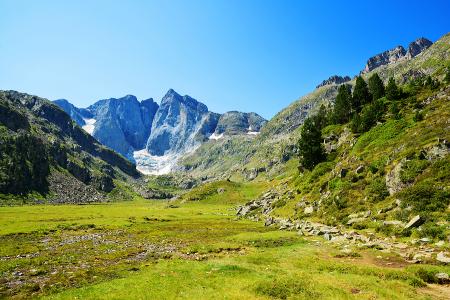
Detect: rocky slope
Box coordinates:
(0, 91, 140, 203)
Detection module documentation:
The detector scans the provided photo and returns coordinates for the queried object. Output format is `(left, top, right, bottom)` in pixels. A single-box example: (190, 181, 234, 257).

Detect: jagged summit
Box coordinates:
(361, 37, 433, 74)
(316, 75, 351, 89)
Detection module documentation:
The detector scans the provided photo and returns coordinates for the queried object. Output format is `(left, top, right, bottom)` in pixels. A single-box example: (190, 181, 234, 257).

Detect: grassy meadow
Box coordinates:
(1, 182, 449, 299)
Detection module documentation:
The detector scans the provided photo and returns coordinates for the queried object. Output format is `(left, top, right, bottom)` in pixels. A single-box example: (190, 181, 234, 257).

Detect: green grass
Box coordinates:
(1, 192, 448, 299)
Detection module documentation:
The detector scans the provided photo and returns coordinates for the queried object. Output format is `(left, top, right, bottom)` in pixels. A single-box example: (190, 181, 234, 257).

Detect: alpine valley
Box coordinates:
(1, 33, 450, 300)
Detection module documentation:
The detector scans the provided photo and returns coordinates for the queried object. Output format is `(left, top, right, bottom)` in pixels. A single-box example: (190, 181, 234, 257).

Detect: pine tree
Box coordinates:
(312, 104, 329, 130)
(332, 84, 352, 124)
(352, 76, 371, 112)
(298, 117, 325, 170)
(386, 77, 400, 100)
(368, 73, 385, 101)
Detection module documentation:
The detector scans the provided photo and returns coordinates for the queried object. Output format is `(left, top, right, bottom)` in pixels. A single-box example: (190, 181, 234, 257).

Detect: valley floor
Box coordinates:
(1, 197, 449, 299)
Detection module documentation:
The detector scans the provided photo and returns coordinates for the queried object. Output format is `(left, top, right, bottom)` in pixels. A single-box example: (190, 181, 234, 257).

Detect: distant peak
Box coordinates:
(316, 75, 351, 88)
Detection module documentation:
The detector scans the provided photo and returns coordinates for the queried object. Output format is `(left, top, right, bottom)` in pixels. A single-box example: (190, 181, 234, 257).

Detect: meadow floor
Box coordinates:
(0, 198, 449, 299)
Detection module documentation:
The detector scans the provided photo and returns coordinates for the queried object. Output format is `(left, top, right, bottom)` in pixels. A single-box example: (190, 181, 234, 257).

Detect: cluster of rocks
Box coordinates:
(361, 37, 433, 74)
(237, 187, 450, 266)
(48, 171, 106, 204)
(316, 75, 351, 89)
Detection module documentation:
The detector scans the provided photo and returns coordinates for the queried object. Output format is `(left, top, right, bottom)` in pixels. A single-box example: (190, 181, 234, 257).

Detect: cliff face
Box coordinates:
(361, 38, 433, 74)
(146, 89, 216, 156)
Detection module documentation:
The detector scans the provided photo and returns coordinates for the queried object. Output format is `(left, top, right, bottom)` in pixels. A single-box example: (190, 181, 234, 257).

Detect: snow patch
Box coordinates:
(247, 131, 260, 136)
(209, 132, 224, 140)
(82, 118, 96, 135)
(133, 146, 199, 175)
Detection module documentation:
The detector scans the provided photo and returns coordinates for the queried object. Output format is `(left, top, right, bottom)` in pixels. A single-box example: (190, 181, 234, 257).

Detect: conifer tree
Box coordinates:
(386, 77, 400, 100)
(298, 117, 325, 170)
(368, 73, 385, 101)
(352, 76, 371, 112)
(332, 84, 352, 124)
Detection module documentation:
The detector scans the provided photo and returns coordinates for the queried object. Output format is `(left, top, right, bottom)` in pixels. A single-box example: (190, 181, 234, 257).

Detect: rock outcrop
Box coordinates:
(405, 37, 433, 59)
(316, 75, 351, 88)
(361, 37, 433, 74)
(213, 111, 267, 135)
(362, 46, 406, 73)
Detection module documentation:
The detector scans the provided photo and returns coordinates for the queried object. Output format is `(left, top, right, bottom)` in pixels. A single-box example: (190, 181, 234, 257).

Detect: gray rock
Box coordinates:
(217, 188, 225, 194)
(436, 252, 450, 264)
(304, 206, 314, 215)
(404, 215, 422, 229)
(435, 272, 450, 284)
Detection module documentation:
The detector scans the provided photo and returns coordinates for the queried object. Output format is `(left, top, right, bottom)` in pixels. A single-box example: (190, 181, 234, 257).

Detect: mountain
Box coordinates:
(177, 34, 449, 180)
(146, 89, 218, 156)
(54, 90, 267, 174)
(86, 95, 159, 159)
(0, 91, 140, 203)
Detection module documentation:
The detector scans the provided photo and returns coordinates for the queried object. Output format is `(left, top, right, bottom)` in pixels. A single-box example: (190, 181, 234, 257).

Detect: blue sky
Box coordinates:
(0, 0, 449, 119)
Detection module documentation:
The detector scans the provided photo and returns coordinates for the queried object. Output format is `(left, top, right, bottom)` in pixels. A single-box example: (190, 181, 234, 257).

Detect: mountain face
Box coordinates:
(0, 90, 139, 203)
(54, 90, 266, 174)
(146, 89, 217, 156)
(361, 37, 433, 74)
(53, 99, 93, 126)
(87, 95, 159, 159)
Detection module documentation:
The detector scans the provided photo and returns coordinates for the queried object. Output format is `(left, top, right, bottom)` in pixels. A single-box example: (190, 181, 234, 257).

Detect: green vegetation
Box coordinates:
(297, 117, 325, 170)
(1, 194, 448, 299)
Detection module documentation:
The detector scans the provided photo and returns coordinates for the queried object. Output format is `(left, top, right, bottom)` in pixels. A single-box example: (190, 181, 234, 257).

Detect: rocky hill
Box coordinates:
(0, 91, 140, 204)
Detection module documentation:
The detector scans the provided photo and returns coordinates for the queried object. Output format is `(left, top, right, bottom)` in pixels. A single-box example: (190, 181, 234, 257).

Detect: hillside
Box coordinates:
(177, 33, 450, 181)
(0, 91, 141, 204)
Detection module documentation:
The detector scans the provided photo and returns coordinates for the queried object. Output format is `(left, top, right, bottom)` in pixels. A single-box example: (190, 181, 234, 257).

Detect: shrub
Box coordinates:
(399, 159, 430, 183)
(368, 177, 389, 202)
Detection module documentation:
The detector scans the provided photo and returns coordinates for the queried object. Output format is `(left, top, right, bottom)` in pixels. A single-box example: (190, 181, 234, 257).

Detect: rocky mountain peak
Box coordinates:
(405, 37, 433, 59)
(316, 75, 351, 88)
(362, 45, 406, 74)
(361, 37, 433, 74)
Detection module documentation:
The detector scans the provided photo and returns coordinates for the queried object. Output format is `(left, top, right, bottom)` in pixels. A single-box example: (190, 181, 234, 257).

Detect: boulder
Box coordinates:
(304, 206, 314, 215)
(339, 168, 348, 178)
(217, 188, 225, 194)
(383, 220, 404, 227)
(404, 215, 423, 229)
(435, 272, 450, 284)
(436, 252, 450, 264)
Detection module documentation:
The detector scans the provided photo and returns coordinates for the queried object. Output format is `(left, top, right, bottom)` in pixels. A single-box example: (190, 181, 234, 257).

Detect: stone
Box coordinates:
(355, 165, 364, 174)
(419, 238, 431, 243)
(404, 215, 423, 229)
(435, 272, 450, 284)
(304, 206, 314, 215)
(324, 233, 333, 241)
(436, 252, 450, 264)
(435, 240, 445, 247)
(217, 188, 225, 194)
